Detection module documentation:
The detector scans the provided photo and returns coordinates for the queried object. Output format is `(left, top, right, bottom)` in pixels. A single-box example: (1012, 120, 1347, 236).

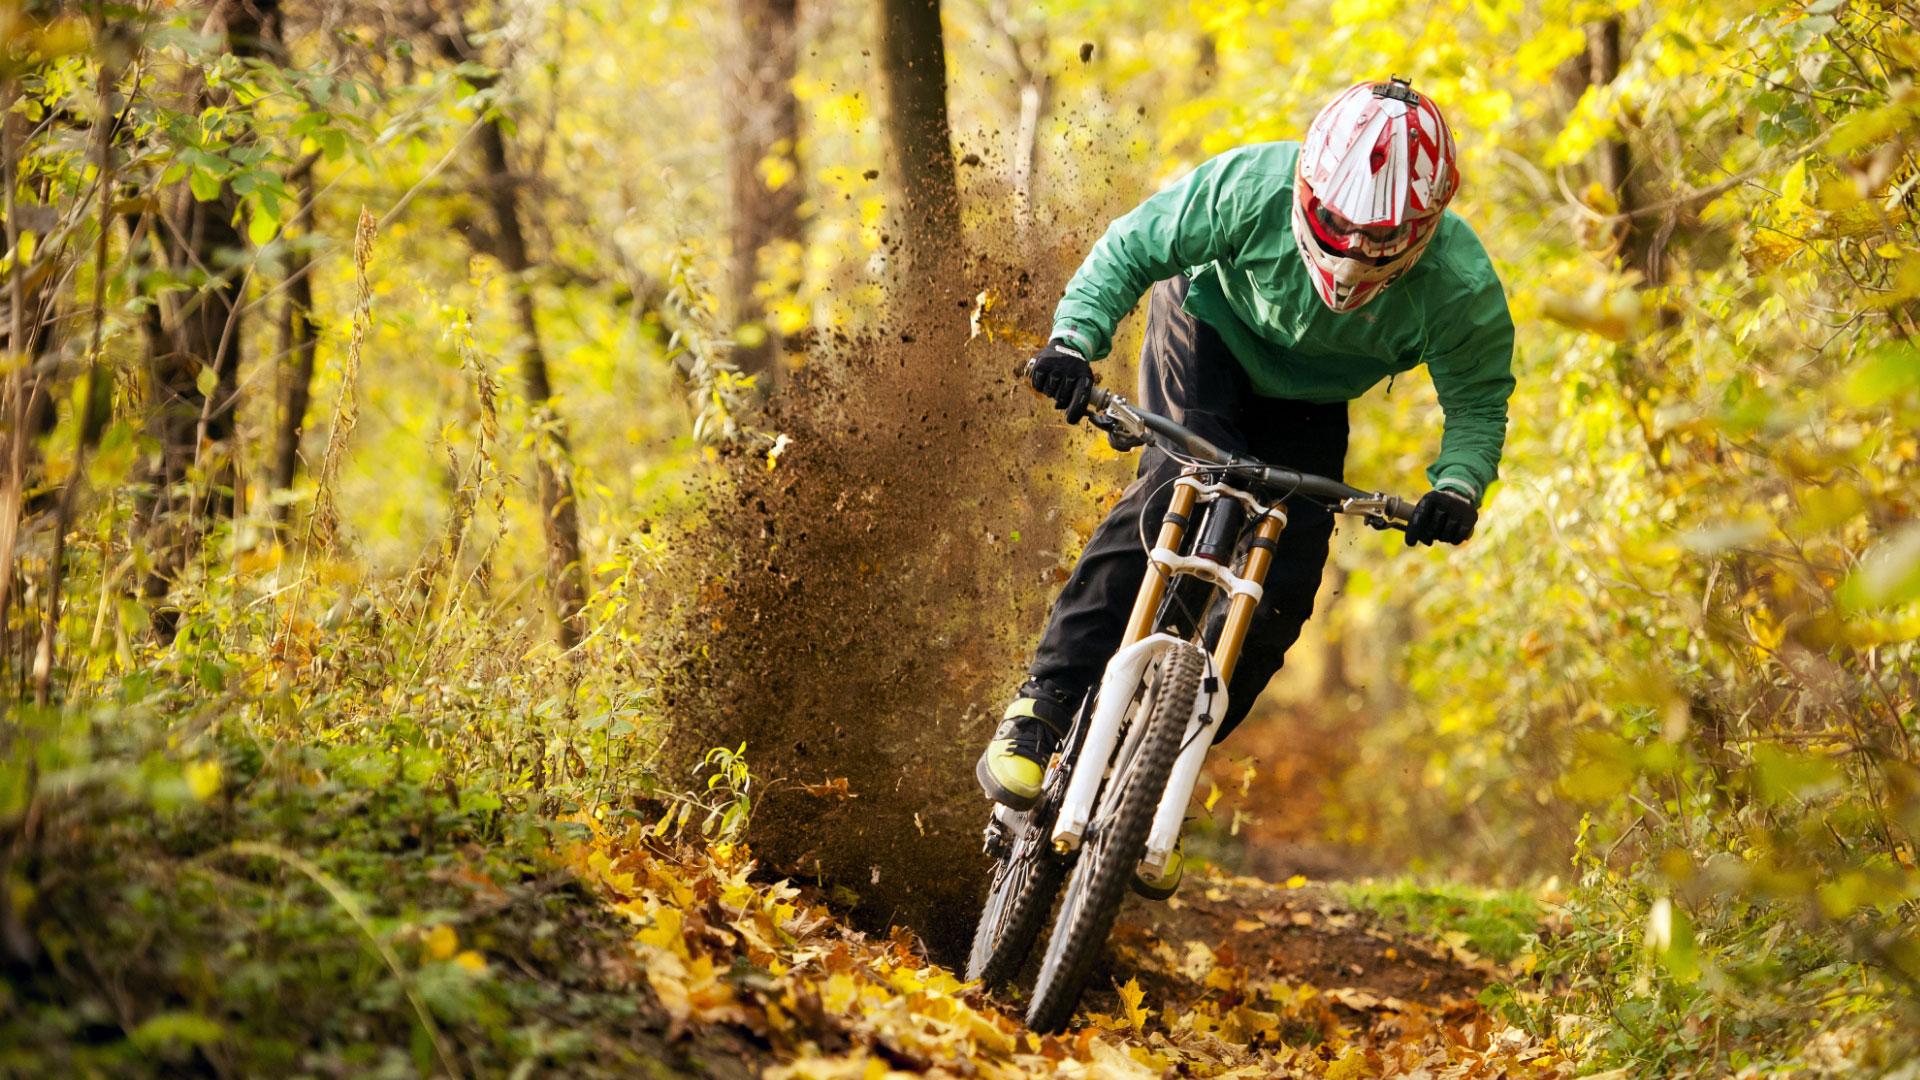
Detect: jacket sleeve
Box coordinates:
(1422, 267, 1516, 505)
(1051, 148, 1273, 359)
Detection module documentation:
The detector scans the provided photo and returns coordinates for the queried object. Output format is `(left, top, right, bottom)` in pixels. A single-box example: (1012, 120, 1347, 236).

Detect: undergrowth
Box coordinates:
(0, 530, 739, 1076)
(1334, 878, 1541, 966)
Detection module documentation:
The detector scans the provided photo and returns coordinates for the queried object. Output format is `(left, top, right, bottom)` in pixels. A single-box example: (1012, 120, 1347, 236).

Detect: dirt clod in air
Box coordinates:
(660, 238, 1091, 959)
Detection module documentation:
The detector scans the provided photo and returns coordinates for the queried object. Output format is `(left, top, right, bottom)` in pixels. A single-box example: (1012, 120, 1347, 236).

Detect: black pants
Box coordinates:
(1029, 276, 1349, 739)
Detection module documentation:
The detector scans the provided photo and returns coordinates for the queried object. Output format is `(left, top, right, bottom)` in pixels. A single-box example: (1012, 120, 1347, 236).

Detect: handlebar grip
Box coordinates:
(1014, 357, 1109, 405)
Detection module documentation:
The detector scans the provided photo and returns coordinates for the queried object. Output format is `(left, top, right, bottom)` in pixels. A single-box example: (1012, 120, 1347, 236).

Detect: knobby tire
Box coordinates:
(965, 812, 1065, 987)
(1024, 642, 1203, 1033)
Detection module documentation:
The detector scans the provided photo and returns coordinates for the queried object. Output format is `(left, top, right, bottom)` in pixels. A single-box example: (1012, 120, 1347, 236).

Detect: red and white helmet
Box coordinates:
(1292, 78, 1459, 313)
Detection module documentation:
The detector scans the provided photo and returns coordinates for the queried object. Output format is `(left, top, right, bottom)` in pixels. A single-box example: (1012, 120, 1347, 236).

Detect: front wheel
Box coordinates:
(1024, 642, 1203, 1032)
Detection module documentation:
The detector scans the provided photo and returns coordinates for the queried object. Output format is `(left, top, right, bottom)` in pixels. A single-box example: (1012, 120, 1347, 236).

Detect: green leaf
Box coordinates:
(1645, 898, 1700, 983)
(248, 210, 277, 247)
(288, 111, 328, 138)
(188, 168, 222, 202)
(1842, 344, 1920, 406)
(129, 1011, 225, 1051)
(1838, 522, 1920, 609)
(1750, 743, 1842, 804)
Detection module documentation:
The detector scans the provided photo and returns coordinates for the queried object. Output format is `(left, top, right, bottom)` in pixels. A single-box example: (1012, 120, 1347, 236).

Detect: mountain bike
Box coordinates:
(967, 368, 1414, 1032)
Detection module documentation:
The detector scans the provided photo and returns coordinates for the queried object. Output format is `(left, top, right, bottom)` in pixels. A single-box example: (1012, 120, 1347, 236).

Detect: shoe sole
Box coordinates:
(975, 753, 1039, 812)
(1129, 873, 1179, 901)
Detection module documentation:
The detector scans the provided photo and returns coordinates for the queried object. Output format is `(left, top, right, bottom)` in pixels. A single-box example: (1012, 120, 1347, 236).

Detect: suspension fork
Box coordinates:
(1209, 511, 1286, 685)
(1119, 482, 1198, 647)
(1137, 509, 1289, 878)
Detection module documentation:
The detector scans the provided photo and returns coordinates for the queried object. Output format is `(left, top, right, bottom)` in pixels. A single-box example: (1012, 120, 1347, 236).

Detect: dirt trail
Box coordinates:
(1101, 873, 1487, 1016)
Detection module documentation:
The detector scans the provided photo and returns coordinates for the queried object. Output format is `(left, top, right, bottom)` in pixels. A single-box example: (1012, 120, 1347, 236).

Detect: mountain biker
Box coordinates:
(977, 79, 1515, 896)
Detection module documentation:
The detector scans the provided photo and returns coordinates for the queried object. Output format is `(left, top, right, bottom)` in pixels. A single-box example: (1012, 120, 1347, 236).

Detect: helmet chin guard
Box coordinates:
(1293, 78, 1460, 313)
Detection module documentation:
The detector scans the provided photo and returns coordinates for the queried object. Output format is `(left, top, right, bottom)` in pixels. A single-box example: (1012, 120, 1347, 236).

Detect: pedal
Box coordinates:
(981, 817, 1011, 859)
(981, 819, 1005, 856)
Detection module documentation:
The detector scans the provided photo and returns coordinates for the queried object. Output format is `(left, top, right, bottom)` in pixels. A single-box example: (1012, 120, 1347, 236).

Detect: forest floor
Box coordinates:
(567, 820, 1571, 1079)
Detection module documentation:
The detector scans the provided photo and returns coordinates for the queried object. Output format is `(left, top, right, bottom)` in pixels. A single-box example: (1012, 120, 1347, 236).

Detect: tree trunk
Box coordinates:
(271, 161, 318, 527)
(1587, 17, 1660, 284)
(0, 87, 61, 681)
(438, 17, 588, 651)
(876, 0, 963, 286)
(137, 0, 278, 631)
(728, 0, 803, 387)
(1011, 77, 1048, 232)
(984, 3, 1048, 236)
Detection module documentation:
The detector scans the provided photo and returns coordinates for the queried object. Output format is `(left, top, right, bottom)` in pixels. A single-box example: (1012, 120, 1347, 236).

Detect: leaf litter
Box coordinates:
(567, 818, 1573, 1077)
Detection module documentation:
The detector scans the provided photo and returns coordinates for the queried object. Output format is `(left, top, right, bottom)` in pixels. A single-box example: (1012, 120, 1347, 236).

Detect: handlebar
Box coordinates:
(1019, 360, 1415, 529)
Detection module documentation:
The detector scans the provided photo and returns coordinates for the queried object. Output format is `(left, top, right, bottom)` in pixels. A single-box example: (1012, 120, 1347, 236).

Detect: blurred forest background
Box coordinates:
(2, 0, 1918, 1075)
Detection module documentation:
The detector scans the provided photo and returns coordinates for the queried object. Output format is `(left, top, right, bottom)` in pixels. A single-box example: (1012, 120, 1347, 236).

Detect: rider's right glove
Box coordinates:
(1029, 340, 1094, 425)
(1404, 488, 1478, 547)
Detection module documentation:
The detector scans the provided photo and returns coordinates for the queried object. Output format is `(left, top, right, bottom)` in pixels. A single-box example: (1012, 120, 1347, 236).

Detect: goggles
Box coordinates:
(1308, 201, 1414, 258)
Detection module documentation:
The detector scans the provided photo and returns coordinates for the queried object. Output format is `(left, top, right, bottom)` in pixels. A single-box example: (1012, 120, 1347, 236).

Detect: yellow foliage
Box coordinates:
(1330, 0, 1400, 27)
(1539, 282, 1644, 340)
(1546, 86, 1617, 166)
(1325, 1046, 1373, 1080)
(1512, 23, 1587, 82)
(423, 923, 458, 962)
(184, 760, 222, 801)
(636, 903, 686, 955)
(1116, 977, 1148, 1032)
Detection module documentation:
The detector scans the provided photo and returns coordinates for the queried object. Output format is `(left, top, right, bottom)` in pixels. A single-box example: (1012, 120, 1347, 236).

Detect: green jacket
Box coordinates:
(1052, 141, 1516, 503)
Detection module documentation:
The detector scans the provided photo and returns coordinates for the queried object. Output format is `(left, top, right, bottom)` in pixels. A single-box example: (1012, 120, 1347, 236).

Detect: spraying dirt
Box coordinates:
(659, 238, 1104, 959)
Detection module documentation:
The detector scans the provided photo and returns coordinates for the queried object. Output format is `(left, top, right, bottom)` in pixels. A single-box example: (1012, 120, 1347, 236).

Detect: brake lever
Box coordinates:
(1087, 411, 1146, 450)
(1087, 395, 1149, 450)
(1341, 495, 1410, 532)
(1103, 425, 1148, 452)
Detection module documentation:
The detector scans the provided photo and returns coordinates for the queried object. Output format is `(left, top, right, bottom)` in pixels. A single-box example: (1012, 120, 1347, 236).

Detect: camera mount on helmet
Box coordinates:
(1372, 75, 1419, 103)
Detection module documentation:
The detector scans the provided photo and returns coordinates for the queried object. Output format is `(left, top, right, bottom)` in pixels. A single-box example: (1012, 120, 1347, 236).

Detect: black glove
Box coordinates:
(1404, 488, 1477, 547)
(1028, 340, 1094, 424)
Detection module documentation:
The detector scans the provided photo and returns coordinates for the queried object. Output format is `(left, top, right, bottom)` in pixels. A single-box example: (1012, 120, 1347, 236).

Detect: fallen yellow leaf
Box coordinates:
(1325, 1045, 1373, 1080)
(1116, 977, 1148, 1032)
(423, 923, 458, 961)
(637, 904, 687, 956)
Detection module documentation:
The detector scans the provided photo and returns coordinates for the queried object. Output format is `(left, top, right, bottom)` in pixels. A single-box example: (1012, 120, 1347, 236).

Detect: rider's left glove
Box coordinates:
(1404, 488, 1477, 547)
(1029, 340, 1094, 425)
